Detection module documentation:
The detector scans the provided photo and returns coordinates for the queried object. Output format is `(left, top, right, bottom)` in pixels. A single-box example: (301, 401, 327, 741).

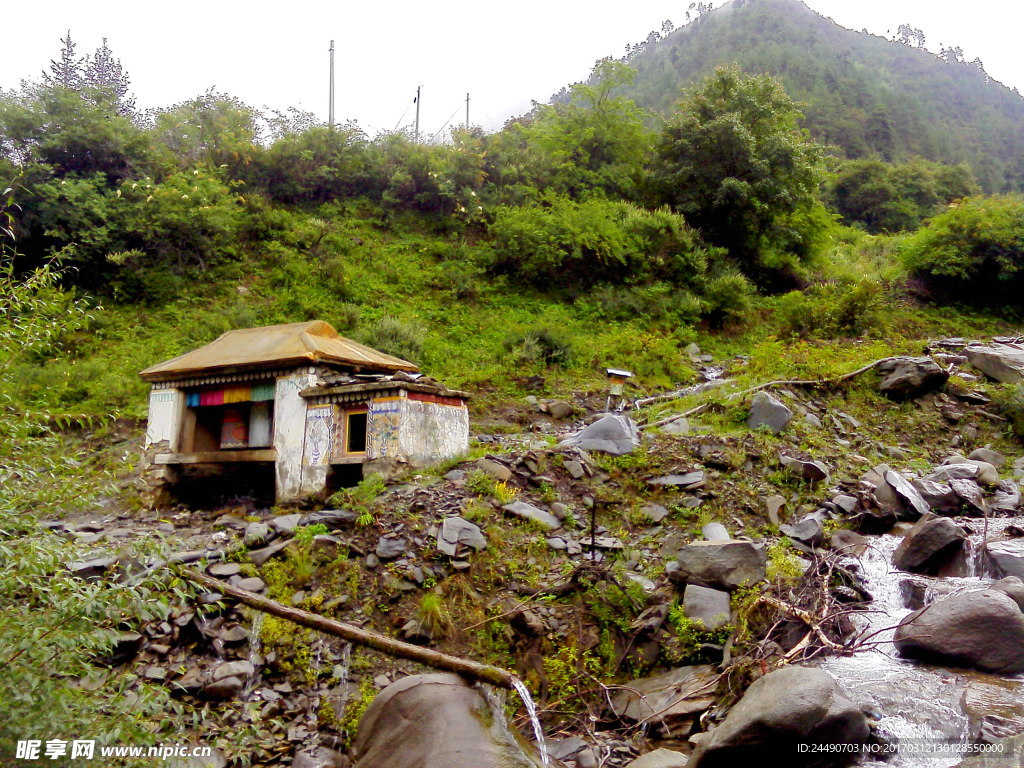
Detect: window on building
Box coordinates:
(346, 411, 368, 454)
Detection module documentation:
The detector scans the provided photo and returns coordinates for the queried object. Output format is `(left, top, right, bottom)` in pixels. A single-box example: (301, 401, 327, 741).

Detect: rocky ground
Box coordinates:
(44, 339, 1024, 768)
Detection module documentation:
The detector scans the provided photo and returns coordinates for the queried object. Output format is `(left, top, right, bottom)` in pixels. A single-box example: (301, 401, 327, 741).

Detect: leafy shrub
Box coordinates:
(774, 278, 885, 338)
(357, 315, 425, 363)
(503, 326, 573, 368)
(901, 195, 1024, 308)
(488, 195, 711, 289)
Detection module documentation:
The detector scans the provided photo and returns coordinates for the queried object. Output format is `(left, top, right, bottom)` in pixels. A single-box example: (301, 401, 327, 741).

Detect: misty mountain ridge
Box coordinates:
(561, 0, 1024, 192)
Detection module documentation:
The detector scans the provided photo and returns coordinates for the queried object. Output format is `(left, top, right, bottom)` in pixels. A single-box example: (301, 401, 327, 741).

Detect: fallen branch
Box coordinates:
(753, 594, 846, 653)
(641, 358, 888, 431)
(181, 567, 517, 690)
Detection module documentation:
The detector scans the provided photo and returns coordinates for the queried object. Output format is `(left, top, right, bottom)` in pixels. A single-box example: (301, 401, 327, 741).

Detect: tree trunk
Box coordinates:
(181, 567, 517, 690)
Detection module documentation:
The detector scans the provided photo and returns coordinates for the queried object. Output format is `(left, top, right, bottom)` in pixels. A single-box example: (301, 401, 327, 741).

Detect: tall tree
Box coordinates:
(81, 38, 135, 115)
(42, 31, 82, 90)
(649, 66, 828, 286)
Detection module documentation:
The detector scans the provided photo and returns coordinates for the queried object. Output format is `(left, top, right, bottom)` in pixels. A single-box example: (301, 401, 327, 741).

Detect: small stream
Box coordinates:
(820, 519, 1024, 767)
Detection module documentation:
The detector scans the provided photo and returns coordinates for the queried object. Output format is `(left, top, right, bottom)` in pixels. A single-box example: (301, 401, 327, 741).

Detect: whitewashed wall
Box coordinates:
(145, 388, 184, 450)
(274, 370, 325, 502)
(396, 398, 469, 464)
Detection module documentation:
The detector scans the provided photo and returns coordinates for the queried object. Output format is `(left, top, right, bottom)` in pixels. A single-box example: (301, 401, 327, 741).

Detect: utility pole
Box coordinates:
(328, 40, 335, 129)
(465, 92, 470, 130)
(414, 85, 421, 142)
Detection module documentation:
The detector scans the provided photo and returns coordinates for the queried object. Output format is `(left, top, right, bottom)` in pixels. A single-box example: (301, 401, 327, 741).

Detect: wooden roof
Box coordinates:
(139, 321, 418, 382)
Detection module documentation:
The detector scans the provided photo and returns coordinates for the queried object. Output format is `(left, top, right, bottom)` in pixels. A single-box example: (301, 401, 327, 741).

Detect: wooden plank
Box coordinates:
(153, 449, 278, 465)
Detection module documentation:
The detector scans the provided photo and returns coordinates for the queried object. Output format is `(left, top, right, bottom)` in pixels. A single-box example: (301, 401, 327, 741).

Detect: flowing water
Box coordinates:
(243, 612, 264, 701)
(511, 677, 549, 767)
(820, 520, 1024, 767)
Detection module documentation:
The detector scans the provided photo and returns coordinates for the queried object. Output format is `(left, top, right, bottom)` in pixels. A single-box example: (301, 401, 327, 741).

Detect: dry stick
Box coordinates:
(642, 358, 889, 431)
(753, 594, 846, 653)
(181, 567, 517, 690)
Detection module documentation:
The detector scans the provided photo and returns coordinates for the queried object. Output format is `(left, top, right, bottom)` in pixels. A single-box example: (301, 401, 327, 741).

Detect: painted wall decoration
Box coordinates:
(303, 404, 335, 466)
(367, 398, 401, 458)
(398, 398, 469, 462)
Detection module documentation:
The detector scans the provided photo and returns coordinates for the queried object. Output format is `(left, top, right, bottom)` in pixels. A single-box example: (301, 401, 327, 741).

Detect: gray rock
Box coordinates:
(673, 541, 767, 591)
(965, 342, 1024, 383)
(291, 748, 348, 768)
(244, 522, 272, 547)
(746, 392, 792, 434)
(352, 673, 546, 768)
(547, 401, 574, 419)
(990, 480, 1021, 513)
(560, 414, 640, 456)
(207, 562, 240, 578)
(860, 464, 904, 514)
(236, 577, 266, 593)
(830, 530, 868, 556)
(67, 557, 115, 580)
(991, 576, 1024, 613)
(662, 418, 690, 436)
(610, 665, 718, 737)
(212, 660, 254, 681)
(248, 540, 290, 565)
(894, 589, 1024, 673)
(649, 471, 706, 489)
(269, 514, 302, 535)
(641, 503, 670, 523)
(624, 749, 689, 768)
(765, 495, 786, 526)
(312, 534, 344, 557)
(684, 584, 732, 631)
(875, 356, 948, 400)
(955, 734, 1024, 767)
(779, 513, 826, 549)
(548, 738, 588, 762)
(892, 513, 967, 574)
(375, 536, 408, 560)
(444, 469, 466, 483)
(831, 494, 858, 514)
(502, 501, 561, 531)
(688, 667, 868, 767)
(969, 447, 1006, 468)
(912, 478, 962, 514)
(884, 470, 931, 519)
(437, 517, 487, 557)
(303, 510, 360, 529)
(780, 456, 830, 484)
(804, 413, 822, 429)
(475, 458, 512, 482)
(564, 460, 586, 480)
(986, 539, 1024, 580)
(201, 676, 243, 701)
(701, 523, 730, 542)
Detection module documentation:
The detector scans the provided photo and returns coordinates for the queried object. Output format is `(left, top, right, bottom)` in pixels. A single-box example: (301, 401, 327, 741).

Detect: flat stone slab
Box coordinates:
(559, 414, 640, 456)
(683, 584, 732, 631)
(648, 471, 706, 490)
(610, 665, 718, 732)
(437, 517, 487, 557)
(501, 501, 561, 531)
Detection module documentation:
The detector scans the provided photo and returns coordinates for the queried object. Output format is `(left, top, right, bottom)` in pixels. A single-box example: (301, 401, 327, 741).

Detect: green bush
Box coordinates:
(503, 326, 573, 368)
(774, 278, 885, 338)
(357, 316, 425, 364)
(901, 195, 1024, 308)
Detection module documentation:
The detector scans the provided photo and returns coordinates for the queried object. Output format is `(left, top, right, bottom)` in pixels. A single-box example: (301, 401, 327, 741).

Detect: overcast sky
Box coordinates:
(4, 0, 1022, 138)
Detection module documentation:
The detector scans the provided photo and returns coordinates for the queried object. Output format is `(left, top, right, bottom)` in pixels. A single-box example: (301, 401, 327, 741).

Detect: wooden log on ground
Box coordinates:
(181, 567, 517, 690)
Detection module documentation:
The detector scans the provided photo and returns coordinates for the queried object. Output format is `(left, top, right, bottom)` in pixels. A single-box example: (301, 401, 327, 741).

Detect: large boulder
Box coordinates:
(746, 392, 792, 434)
(559, 414, 639, 456)
(986, 540, 1024, 580)
(894, 589, 1024, 674)
(965, 342, 1024, 383)
(610, 665, 718, 737)
(892, 513, 967, 574)
(876, 356, 949, 400)
(671, 541, 767, 591)
(688, 667, 868, 767)
(352, 674, 547, 768)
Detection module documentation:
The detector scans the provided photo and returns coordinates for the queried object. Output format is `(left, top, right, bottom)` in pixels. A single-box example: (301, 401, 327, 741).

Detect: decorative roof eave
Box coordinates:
(300, 380, 471, 401)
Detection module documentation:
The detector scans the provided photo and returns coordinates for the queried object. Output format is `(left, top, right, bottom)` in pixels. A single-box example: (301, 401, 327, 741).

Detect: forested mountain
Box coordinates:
(585, 0, 1024, 192)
